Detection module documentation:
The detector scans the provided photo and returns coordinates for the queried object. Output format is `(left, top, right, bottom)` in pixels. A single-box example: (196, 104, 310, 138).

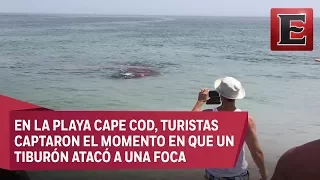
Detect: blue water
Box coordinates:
(0, 14, 320, 170)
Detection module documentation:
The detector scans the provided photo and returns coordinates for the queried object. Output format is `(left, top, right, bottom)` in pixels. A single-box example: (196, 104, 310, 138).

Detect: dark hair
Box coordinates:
(226, 98, 235, 102)
(221, 96, 235, 102)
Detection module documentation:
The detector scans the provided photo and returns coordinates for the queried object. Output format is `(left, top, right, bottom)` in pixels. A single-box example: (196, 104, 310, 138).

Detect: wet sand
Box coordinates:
(26, 167, 273, 180)
(26, 149, 278, 180)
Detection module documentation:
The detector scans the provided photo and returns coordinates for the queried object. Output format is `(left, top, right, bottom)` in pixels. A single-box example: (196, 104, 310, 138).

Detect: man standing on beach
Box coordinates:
(191, 76, 268, 180)
(271, 139, 320, 180)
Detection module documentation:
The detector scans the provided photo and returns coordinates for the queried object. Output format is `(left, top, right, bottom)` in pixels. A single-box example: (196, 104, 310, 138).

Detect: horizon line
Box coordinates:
(0, 11, 271, 18)
(1, 11, 319, 18)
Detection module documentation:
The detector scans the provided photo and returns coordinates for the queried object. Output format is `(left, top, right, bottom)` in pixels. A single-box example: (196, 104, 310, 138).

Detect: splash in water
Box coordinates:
(111, 67, 160, 79)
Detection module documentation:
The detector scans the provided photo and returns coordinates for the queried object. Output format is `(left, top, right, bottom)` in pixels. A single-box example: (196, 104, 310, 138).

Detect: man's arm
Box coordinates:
(245, 116, 268, 179)
(191, 101, 213, 112)
(192, 101, 205, 111)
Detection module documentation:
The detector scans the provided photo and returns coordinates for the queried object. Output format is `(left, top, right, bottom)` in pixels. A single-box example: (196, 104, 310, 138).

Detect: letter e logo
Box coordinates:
(270, 8, 313, 51)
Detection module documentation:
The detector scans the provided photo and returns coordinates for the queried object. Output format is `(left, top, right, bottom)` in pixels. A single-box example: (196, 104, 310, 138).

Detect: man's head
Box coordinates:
(214, 76, 245, 104)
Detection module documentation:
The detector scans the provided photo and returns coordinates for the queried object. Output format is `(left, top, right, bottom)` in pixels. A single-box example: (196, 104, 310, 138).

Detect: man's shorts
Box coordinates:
(204, 170, 250, 180)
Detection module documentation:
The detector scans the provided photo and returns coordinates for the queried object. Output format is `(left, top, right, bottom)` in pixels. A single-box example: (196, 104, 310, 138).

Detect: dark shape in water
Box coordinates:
(109, 60, 179, 69)
(111, 67, 160, 79)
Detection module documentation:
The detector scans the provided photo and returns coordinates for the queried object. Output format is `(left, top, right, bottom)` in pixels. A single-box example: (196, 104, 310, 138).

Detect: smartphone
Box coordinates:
(206, 96, 221, 105)
(207, 90, 221, 105)
(209, 90, 219, 98)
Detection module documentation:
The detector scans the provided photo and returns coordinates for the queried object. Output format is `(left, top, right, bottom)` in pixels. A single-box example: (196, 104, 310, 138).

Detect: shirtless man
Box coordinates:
(271, 139, 320, 180)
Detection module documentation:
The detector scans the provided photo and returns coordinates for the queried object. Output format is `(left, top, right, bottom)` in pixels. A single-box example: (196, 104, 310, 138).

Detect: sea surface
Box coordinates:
(0, 13, 319, 179)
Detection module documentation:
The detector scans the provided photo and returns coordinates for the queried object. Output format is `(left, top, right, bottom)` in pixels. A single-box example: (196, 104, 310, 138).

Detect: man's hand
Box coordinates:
(260, 169, 268, 180)
(192, 88, 209, 111)
(198, 88, 209, 102)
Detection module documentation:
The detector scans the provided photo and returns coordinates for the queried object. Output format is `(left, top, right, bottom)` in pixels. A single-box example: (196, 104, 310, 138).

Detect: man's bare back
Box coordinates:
(271, 139, 320, 180)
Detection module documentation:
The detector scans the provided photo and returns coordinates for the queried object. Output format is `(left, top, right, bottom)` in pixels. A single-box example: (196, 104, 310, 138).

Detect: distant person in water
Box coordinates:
(271, 139, 320, 180)
(192, 77, 268, 180)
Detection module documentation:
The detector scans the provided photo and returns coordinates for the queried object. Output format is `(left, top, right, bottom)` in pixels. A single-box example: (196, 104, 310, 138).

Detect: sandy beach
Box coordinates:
(25, 149, 277, 180)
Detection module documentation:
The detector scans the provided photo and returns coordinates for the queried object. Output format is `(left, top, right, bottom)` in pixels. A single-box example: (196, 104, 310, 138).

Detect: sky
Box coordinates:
(0, 0, 319, 17)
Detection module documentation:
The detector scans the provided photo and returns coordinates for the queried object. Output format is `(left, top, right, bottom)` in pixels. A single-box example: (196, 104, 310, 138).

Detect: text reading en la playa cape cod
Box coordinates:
(13, 118, 235, 164)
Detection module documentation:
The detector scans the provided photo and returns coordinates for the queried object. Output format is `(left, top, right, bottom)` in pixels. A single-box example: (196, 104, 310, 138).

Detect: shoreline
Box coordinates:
(0, 146, 280, 180)
(26, 167, 274, 180)
(26, 151, 278, 180)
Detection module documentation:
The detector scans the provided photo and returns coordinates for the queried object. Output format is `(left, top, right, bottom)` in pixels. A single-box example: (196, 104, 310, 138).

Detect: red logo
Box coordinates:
(270, 8, 313, 51)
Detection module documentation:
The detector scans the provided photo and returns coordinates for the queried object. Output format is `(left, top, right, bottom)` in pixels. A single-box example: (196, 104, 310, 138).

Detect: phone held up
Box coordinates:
(206, 90, 221, 105)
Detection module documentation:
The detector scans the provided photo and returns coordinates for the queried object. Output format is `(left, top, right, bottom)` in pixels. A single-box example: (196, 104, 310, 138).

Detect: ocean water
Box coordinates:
(0, 13, 320, 179)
